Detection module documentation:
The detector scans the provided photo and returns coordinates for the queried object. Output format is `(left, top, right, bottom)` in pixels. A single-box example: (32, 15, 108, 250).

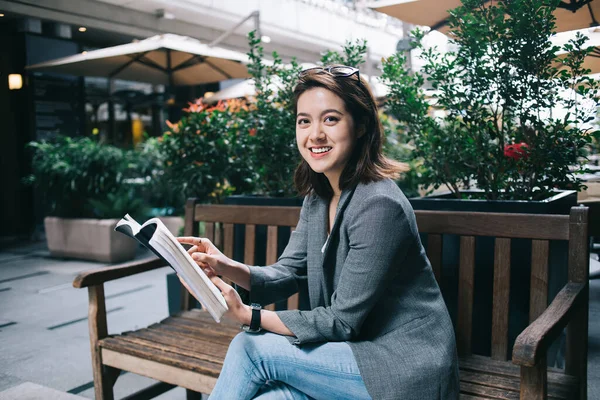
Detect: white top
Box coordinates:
(321, 235, 329, 253)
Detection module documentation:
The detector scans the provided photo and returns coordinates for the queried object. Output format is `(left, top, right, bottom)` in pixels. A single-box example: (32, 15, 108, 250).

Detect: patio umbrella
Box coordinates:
(27, 34, 251, 139)
(370, 0, 600, 34)
(26, 34, 250, 85)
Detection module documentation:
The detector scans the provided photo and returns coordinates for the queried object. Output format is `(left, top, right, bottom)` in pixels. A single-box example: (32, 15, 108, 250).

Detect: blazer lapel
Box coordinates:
(307, 186, 357, 307)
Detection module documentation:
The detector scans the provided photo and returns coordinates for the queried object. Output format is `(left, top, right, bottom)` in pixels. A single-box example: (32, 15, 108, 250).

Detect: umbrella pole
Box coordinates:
(166, 49, 178, 123)
(107, 78, 115, 144)
(152, 85, 162, 137)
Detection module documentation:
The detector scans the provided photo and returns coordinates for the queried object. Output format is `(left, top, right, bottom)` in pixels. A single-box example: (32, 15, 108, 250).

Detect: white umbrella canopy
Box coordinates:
(370, 0, 600, 34)
(26, 34, 250, 85)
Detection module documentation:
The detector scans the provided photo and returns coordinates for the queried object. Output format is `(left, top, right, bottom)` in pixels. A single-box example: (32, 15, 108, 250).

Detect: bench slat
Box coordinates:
(119, 333, 227, 365)
(160, 315, 239, 337)
(223, 223, 234, 259)
(530, 240, 549, 323)
(460, 370, 571, 399)
(100, 337, 222, 377)
(195, 205, 300, 226)
(491, 238, 511, 361)
(457, 236, 476, 357)
(126, 328, 229, 360)
(205, 223, 215, 244)
(460, 380, 519, 399)
(459, 355, 577, 387)
(176, 309, 239, 329)
(156, 322, 237, 346)
(415, 211, 569, 241)
(244, 224, 256, 265)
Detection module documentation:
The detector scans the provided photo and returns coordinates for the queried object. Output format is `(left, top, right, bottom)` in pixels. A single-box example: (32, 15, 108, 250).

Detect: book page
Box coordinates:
(115, 214, 143, 237)
(145, 219, 228, 322)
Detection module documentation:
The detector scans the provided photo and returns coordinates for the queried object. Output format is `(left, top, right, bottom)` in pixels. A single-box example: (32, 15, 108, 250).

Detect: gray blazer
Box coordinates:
(248, 179, 459, 400)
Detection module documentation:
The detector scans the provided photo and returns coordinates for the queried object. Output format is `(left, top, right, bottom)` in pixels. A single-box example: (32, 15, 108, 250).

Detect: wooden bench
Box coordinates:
(73, 199, 590, 399)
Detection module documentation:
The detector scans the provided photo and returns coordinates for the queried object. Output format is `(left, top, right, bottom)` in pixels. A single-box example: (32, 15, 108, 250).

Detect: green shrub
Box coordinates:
(25, 136, 141, 218)
(381, 0, 599, 200)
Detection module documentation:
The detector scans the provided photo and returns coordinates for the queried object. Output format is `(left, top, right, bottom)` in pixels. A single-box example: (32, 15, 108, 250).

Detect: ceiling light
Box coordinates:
(0, 13, 5, 17)
(8, 74, 23, 90)
(261, 35, 271, 43)
(78, 27, 87, 32)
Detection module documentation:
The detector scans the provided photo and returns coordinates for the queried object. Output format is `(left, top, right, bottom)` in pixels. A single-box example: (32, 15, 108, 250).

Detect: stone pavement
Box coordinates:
(0, 241, 197, 399)
(0, 240, 598, 399)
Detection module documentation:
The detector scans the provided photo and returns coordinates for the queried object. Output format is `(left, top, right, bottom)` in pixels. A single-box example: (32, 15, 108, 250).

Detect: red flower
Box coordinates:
(248, 128, 257, 137)
(504, 142, 529, 161)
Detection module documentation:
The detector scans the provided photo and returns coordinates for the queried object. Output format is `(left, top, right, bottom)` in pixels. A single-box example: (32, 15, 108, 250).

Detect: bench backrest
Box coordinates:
(184, 200, 588, 363)
(415, 208, 588, 362)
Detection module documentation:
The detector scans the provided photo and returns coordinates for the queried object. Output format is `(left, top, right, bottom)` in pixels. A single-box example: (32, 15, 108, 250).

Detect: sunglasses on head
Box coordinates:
(299, 66, 360, 80)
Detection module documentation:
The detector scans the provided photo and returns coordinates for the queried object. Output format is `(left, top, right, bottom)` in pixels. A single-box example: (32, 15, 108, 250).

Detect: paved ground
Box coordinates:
(0, 242, 196, 399)
(0, 240, 598, 399)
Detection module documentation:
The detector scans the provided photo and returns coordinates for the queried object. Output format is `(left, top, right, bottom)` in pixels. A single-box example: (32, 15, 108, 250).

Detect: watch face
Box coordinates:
(250, 303, 261, 310)
(242, 324, 261, 333)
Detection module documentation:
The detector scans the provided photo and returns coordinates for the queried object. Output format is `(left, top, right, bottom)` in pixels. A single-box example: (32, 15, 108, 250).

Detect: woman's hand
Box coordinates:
(178, 275, 250, 325)
(177, 236, 232, 278)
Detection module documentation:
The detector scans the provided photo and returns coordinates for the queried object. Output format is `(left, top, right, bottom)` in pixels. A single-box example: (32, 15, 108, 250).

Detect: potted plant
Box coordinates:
(25, 136, 144, 263)
(380, 0, 599, 363)
(381, 0, 598, 207)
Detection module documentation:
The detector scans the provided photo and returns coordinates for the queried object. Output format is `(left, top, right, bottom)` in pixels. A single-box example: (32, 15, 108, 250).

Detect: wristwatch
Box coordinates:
(241, 303, 262, 333)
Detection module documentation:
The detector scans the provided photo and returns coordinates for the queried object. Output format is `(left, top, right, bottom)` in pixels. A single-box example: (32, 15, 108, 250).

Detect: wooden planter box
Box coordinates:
(44, 217, 137, 263)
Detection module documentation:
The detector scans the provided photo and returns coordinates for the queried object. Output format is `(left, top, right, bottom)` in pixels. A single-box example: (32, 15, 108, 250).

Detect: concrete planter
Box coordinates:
(157, 216, 184, 236)
(44, 217, 137, 263)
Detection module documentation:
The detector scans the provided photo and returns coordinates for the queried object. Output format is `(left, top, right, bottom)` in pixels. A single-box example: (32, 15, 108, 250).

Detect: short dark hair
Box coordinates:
(293, 66, 409, 198)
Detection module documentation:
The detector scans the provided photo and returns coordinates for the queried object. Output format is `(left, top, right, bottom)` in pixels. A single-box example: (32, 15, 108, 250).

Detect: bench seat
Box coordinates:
(99, 309, 579, 399)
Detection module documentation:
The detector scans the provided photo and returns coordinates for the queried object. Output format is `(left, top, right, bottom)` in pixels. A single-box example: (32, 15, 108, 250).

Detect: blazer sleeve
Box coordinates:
(276, 193, 415, 344)
(247, 196, 309, 305)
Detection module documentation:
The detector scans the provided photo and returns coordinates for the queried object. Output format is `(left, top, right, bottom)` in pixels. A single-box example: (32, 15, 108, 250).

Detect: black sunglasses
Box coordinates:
(299, 66, 360, 80)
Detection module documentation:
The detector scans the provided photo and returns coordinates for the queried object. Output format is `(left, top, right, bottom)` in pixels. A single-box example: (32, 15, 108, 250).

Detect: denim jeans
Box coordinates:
(209, 331, 371, 400)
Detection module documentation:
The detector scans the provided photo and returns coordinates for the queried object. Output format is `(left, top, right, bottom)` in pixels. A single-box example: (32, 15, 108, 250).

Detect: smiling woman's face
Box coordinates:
(296, 87, 359, 190)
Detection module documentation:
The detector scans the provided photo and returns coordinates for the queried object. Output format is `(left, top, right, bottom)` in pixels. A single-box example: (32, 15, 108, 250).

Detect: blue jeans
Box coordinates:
(209, 332, 372, 400)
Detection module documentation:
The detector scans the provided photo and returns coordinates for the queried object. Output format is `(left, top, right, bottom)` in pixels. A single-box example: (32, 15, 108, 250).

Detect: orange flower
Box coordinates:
(249, 128, 257, 137)
(166, 120, 180, 133)
(183, 98, 208, 113)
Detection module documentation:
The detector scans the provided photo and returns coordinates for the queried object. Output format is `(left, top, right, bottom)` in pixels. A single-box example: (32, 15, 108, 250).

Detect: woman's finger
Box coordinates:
(191, 252, 214, 265)
(187, 245, 198, 255)
(177, 237, 210, 250)
(177, 236, 202, 245)
(209, 275, 228, 292)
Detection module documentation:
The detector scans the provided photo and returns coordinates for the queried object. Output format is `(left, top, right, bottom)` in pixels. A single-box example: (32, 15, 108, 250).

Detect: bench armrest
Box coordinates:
(512, 282, 586, 367)
(72, 257, 167, 288)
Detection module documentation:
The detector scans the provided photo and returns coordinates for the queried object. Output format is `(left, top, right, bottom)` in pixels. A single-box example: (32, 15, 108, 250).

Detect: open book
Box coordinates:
(115, 214, 228, 322)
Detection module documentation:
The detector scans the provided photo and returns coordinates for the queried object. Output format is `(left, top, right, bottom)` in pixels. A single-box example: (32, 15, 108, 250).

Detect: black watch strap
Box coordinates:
(249, 303, 261, 331)
(242, 303, 262, 333)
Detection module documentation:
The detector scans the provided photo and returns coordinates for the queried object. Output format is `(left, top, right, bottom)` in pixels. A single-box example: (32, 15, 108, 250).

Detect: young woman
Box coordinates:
(178, 66, 459, 400)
